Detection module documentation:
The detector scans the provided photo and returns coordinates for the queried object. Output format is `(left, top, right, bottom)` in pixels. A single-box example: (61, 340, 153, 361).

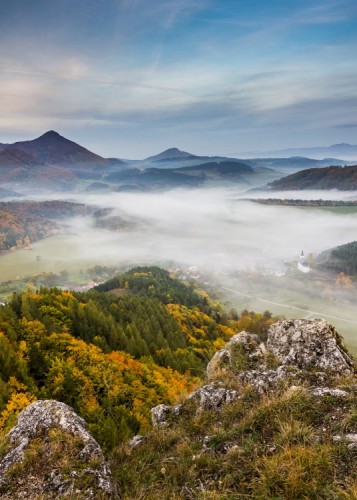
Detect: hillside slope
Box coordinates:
(1, 318, 355, 499)
(114, 319, 357, 499)
(317, 241, 357, 276)
(0, 200, 90, 251)
(0, 267, 275, 452)
(269, 164, 357, 190)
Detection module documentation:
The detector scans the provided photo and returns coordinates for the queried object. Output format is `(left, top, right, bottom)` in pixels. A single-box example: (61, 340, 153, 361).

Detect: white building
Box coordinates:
(297, 250, 311, 273)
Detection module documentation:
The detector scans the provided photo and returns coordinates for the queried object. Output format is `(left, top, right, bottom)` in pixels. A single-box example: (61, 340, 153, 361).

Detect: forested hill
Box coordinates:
(317, 241, 357, 276)
(0, 200, 90, 252)
(268, 164, 357, 190)
(95, 266, 205, 307)
(0, 266, 275, 451)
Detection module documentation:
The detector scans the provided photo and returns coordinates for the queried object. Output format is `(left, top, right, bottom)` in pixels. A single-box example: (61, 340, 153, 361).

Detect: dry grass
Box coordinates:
(109, 380, 357, 499)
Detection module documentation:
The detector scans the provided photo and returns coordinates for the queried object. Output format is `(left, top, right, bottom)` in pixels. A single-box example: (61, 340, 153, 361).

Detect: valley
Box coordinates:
(1, 133, 357, 434)
(1, 189, 356, 355)
(217, 272, 357, 356)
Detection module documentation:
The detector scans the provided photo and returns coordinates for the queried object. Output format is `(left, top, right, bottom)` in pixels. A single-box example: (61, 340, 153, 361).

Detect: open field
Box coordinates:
(0, 235, 103, 280)
(218, 272, 357, 356)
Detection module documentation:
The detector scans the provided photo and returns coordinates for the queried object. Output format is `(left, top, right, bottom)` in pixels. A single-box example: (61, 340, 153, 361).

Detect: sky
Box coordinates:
(0, 0, 356, 158)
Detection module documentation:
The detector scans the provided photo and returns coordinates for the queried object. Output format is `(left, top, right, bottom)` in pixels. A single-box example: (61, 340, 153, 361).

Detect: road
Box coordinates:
(221, 286, 357, 325)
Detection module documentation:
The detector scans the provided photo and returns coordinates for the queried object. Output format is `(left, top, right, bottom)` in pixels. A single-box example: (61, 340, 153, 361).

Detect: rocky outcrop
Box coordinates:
(152, 319, 356, 425)
(207, 319, 354, 391)
(151, 384, 240, 426)
(151, 404, 174, 426)
(0, 400, 116, 499)
(151, 403, 183, 426)
(187, 383, 239, 410)
(267, 319, 355, 373)
(206, 331, 265, 379)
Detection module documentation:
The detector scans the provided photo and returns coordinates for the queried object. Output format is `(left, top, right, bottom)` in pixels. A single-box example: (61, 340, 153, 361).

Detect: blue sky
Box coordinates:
(0, 0, 356, 158)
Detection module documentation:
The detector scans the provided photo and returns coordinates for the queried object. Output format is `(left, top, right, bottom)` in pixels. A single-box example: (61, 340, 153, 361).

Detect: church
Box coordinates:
(297, 250, 311, 273)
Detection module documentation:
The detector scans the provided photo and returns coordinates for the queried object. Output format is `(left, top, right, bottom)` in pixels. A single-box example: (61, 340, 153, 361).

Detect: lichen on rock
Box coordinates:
(267, 319, 355, 373)
(208, 319, 355, 392)
(187, 383, 239, 410)
(0, 400, 117, 499)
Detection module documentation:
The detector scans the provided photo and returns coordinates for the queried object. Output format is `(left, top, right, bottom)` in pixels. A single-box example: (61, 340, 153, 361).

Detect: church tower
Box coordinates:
(298, 250, 310, 273)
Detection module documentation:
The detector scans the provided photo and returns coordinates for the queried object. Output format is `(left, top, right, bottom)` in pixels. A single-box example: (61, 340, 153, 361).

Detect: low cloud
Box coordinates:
(32, 187, 357, 274)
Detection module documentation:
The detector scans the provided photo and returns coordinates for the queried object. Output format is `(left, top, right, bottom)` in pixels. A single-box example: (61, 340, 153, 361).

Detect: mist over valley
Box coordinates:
(1, 132, 357, 354)
(1, 178, 357, 353)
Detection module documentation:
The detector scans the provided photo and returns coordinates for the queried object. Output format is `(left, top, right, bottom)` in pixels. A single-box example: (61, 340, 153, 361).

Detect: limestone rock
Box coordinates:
(151, 403, 182, 426)
(150, 319, 356, 424)
(151, 383, 240, 426)
(207, 331, 265, 380)
(237, 366, 293, 394)
(187, 383, 239, 410)
(333, 433, 357, 443)
(151, 404, 171, 426)
(207, 319, 355, 394)
(0, 400, 116, 498)
(267, 319, 354, 374)
(309, 387, 349, 398)
(128, 435, 145, 448)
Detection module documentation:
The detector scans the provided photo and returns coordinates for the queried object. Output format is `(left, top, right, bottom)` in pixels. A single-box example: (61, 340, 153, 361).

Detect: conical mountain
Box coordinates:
(145, 147, 197, 162)
(10, 130, 107, 166)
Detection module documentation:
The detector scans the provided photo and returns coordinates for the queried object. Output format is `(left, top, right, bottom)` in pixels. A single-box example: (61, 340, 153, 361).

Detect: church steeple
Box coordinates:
(298, 250, 310, 273)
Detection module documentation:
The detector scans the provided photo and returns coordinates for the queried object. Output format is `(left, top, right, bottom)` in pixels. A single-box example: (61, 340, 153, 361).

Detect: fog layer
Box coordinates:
(54, 187, 357, 272)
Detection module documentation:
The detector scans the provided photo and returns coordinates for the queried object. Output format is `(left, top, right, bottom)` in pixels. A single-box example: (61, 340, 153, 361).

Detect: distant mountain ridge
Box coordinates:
(0, 130, 356, 191)
(104, 160, 264, 190)
(248, 143, 357, 160)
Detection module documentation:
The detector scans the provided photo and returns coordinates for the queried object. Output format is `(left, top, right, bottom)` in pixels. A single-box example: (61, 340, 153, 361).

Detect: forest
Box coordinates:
(251, 198, 357, 207)
(269, 164, 357, 190)
(0, 201, 89, 251)
(317, 241, 357, 276)
(0, 266, 275, 451)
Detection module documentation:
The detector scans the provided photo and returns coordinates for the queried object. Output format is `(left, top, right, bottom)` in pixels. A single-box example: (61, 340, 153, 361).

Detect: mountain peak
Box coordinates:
(145, 147, 197, 162)
(9, 130, 106, 167)
(162, 147, 183, 154)
(40, 130, 61, 137)
(36, 130, 64, 142)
